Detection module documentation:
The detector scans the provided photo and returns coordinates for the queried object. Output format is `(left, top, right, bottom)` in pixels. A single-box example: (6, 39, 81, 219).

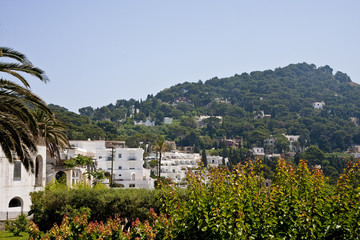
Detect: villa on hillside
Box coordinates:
(154, 151, 227, 184)
(313, 101, 325, 109)
(69, 140, 154, 189)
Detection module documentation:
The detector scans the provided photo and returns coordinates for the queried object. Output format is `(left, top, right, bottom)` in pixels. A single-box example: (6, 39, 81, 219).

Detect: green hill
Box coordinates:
(50, 63, 360, 154)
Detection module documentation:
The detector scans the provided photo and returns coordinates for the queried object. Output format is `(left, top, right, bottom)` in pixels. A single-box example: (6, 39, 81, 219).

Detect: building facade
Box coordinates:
(0, 146, 46, 220)
(69, 140, 154, 189)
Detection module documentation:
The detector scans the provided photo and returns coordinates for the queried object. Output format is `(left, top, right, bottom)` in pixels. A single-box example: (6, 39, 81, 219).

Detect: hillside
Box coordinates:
(50, 63, 360, 156)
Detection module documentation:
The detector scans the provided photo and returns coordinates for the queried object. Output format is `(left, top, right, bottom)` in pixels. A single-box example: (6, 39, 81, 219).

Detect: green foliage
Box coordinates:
(30, 185, 160, 231)
(50, 63, 360, 155)
(5, 214, 28, 236)
(64, 155, 93, 169)
(28, 159, 360, 239)
(152, 159, 360, 239)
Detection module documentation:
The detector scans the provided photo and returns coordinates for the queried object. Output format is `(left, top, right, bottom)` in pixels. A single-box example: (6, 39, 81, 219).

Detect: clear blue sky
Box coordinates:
(1, 0, 359, 112)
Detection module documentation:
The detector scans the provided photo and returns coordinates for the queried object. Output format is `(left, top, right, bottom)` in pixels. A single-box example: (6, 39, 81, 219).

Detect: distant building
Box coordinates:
(253, 110, 271, 119)
(252, 147, 265, 156)
(207, 155, 228, 167)
(283, 134, 302, 152)
(164, 117, 173, 124)
(134, 119, 155, 127)
(350, 117, 359, 126)
(313, 101, 325, 109)
(156, 152, 227, 184)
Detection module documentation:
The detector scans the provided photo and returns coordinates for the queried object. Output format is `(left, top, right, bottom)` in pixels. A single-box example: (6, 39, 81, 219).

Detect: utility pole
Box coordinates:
(110, 147, 114, 187)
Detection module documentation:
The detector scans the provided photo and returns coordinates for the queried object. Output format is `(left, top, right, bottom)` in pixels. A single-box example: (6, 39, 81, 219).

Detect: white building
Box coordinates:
(0, 146, 46, 220)
(252, 147, 265, 156)
(207, 155, 228, 167)
(159, 151, 201, 183)
(283, 134, 302, 152)
(134, 119, 155, 127)
(157, 152, 227, 184)
(69, 140, 154, 189)
(313, 101, 325, 109)
(164, 117, 173, 125)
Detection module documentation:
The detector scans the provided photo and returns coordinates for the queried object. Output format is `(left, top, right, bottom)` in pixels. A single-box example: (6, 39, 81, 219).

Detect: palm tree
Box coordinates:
(32, 109, 69, 159)
(0, 47, 51, 171)
(154, 137, 172, 179)
(0, 47, 48, 87)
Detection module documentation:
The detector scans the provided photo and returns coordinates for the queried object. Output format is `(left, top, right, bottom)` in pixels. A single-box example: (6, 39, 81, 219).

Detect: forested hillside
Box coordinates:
(50, 63, 360, 152)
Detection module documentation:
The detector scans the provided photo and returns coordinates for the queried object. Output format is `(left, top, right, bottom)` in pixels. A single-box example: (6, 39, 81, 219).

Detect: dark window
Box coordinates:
(13, 161, 21, 181)
(118, 154, 122, 158)
(9, 198, 22, 208)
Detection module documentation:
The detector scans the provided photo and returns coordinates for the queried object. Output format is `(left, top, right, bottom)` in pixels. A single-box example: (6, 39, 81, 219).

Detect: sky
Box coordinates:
(1, 0, 359, 113)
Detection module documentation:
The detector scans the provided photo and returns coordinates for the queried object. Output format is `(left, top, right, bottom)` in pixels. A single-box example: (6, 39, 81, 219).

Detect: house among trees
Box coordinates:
(134, 119, 155, 127)
(252, 147, 265, 156)
(313, 101, 325, 109)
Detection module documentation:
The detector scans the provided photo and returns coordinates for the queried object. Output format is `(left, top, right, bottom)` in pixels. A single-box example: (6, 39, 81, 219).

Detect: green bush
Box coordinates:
(30, 183, 160, 231)
(5, 213, 28, 236)
(30, 159, 360, 239)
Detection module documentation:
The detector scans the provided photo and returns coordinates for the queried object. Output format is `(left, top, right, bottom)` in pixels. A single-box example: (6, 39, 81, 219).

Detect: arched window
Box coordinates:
(9, 197, 22, 208)
(55, 171, 67, 184)
(131, 172, 135, 181)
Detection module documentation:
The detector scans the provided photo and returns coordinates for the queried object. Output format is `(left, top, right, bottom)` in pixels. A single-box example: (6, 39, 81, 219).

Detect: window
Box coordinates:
(118, 166, 122, 170)
(118, 174, 122, 176)
(107, 156, 112, 161)
(9, 198, 22, 208)
(118, 154, 122, 158)
(129, 184, 135, 188)
(128, 153, 136, 160)
(99, 156, 102, 159)
(129, 168, 135, 170)
(13, 161, 21, 181)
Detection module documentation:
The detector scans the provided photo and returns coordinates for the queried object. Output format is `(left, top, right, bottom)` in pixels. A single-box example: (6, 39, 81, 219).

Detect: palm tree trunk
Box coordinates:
(158, 152, 162, 179)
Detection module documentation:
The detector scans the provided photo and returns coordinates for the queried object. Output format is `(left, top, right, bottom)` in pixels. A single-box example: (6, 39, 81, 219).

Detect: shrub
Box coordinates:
(30, 159, 360, 239)
(5, 213, 28, 236)
(30, 183, 160, 231)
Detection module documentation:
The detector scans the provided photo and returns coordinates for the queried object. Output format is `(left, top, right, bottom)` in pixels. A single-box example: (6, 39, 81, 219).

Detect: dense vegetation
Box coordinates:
(29, 183, 161, 231)
(51, 63, 360, 153)
(29, 159, 360, 239)
(49, 63, 360, 182)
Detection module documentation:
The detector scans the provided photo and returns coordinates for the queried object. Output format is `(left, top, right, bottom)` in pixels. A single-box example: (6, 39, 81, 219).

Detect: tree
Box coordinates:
(154, 137, 172, 179)
(301, 145, 325, 166)
(0, 47, 48, 87)
(274, 135, 290, 153)
(33, 109, 69, 159)
(0, 47, 51, 171)
(201, 149, 207, 168)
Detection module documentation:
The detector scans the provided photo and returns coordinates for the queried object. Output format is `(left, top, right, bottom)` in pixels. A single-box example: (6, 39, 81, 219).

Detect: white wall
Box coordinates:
(0, 146, 46, 220)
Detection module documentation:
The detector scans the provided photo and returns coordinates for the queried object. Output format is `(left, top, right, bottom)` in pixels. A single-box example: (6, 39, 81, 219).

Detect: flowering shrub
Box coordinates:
(29, 159, 360, 239)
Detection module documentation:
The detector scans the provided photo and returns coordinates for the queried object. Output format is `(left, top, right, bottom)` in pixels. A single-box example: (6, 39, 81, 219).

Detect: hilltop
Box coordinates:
(48, 63, 359, 158)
